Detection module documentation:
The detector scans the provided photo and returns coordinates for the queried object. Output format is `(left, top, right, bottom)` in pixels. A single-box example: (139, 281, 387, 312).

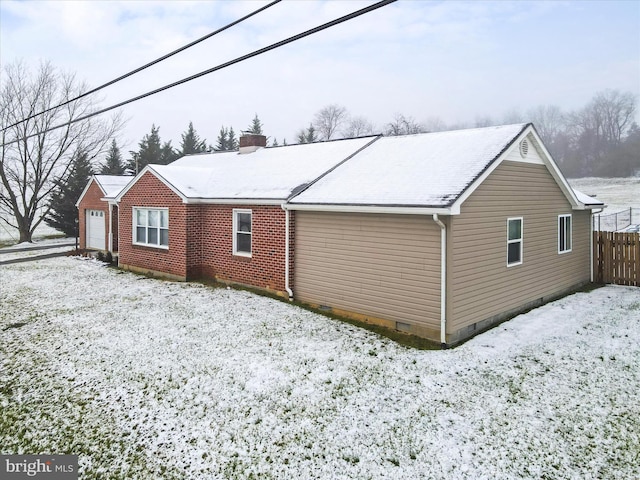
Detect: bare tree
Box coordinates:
(423, 116, 448, 132)
(502, 108, 525, 124)
(0, 60, 121, 242)
(473, 115, 495, 128)
(313, 104, 348, 140)
(562, 89, 637, 176)
(385, 113, 426, 136)
(527, 105, 565, 142)
(342, 115, 375, 138)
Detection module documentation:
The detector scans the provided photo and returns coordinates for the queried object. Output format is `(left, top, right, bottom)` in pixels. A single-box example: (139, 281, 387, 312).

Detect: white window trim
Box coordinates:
(507, 217, 523, 267)
(558, 214, 572, 254)
(132, 207, 169, 249)
(233, 208, 252, 257)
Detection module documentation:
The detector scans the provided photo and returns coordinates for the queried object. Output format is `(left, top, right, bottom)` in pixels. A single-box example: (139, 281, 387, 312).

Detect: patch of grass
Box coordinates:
(291, 300, 441, 350)
(190, 275, 442, 350)
(2, 322, 27, 331)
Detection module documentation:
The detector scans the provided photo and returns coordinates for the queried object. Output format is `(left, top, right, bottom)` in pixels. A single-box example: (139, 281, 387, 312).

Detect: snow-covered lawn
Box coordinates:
(0, 238, 75, 264)
(568, 176, 640, 212)
(0, 213, 64, 244)
(1, 257, 639, 479)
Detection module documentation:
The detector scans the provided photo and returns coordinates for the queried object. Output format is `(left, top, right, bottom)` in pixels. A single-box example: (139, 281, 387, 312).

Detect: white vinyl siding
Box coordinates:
(507, 217, 523, 266)
(233, 209, 252, 256)
(133, 208, 168, 248)
(558, 214, 572, 254)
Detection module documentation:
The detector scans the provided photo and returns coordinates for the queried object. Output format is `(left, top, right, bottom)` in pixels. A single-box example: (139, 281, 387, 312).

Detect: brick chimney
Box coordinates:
(239, 134, 267, 154)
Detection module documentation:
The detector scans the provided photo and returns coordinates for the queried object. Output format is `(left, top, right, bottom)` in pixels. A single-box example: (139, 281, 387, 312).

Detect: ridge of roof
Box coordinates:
(288, 123, 530, 209)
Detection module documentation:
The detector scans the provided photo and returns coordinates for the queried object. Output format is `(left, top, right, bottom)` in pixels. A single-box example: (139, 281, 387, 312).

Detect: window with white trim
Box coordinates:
(133, 208, 168, 248)
(233, 209, 252, 256)
(558, 214, 572, 254)
(507, 217, 523, 266)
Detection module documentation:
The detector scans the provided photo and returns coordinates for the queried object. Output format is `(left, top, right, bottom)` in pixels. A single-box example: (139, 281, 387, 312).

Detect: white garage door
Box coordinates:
(86, 209, 106, 250)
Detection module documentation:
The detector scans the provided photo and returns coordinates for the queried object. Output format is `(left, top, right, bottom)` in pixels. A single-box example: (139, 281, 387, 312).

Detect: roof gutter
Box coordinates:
(185, 198, 284, 206)
(286, 203, 452, 215)
(432, 214, 447, 347)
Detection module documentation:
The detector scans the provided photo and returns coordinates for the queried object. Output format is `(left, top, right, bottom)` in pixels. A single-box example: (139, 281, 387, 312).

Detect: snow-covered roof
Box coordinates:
(290, 124, 528, 208)
(572, 188, 605, 207)
(144, 137, 377, 201)
(95, 175, 133, 198)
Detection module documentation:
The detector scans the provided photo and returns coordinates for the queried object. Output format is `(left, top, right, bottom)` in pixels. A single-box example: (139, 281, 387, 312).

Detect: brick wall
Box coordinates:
(189, 205, 290, 294)
(77, 180, 108, 250)
(118, 172, 188, 279)
(117, 172, 293, 293)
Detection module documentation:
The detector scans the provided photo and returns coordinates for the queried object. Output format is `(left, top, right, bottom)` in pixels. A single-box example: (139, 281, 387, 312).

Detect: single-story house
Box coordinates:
(76, 175, 132, 252)
(77, 124, 603, 345)
(287, 123, 603, 344)
(111, 134, 377, 290)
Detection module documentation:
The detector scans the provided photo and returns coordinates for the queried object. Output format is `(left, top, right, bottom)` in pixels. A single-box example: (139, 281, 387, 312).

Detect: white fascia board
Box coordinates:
(285, 203, 452, 215)
(184, 198, 284, 206)
(75, 176, 105, 208)
(451, 124, 583, 212)
(113, 166, 189, 204)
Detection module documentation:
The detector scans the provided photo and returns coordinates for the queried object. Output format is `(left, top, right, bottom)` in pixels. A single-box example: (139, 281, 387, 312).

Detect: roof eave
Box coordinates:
(285, 203, 453, 215)
(184, 198, 284, 206)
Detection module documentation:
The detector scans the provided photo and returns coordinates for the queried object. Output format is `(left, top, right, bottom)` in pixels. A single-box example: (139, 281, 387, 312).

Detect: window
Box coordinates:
(507, 217, 523, 266)
(558, 214, 572, 254)
(233, 209, 252, 256)
(133, 208, 168, 248)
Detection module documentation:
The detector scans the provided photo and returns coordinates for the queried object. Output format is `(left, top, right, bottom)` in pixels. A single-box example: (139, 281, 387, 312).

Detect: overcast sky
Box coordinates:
(1, 0, 639, 156)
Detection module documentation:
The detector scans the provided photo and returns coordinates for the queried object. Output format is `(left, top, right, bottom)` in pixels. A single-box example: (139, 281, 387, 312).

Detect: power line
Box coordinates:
(1, 0, 282, 132)
(2, 0, 397, 147)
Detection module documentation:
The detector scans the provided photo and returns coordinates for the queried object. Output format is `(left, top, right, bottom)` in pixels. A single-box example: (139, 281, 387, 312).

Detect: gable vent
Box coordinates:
(519, 138, 529, 158)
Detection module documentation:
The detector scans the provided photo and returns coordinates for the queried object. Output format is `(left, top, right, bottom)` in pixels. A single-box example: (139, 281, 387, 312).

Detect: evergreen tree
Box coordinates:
(180, 121, 207, 156)
(246, 114, 263, 135)
(214, 126, 239, 151)
(45, 152, 93, 237)
(214, 126, 229, 151)
(100, 139, 126, 175)
(296, 124, 318, 144)
(306, 124, 317, 143)
(127, 125, 177, 174)
(228, 127, 238, 150)
(272, 138, 279, 147)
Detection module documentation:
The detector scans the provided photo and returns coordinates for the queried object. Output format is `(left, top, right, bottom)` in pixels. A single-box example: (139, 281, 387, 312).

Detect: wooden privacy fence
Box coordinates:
(593, 231, 640, 286)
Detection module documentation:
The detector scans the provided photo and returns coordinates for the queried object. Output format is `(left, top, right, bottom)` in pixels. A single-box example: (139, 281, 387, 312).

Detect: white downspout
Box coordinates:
(282, 205, 294, 300)
(432, 214, 447, 346)
(108, 203, 114, 252)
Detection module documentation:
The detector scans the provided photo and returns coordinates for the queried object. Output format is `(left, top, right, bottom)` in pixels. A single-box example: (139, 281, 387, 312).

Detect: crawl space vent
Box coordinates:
(519, 138, 529, 158)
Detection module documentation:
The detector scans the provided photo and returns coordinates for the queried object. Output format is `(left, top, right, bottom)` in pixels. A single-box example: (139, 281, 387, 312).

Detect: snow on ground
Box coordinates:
(0, 213, 64, 244)
(1, 256, 639, 479)
(0, 238, 75, 262)
(568, 176, 640, 212)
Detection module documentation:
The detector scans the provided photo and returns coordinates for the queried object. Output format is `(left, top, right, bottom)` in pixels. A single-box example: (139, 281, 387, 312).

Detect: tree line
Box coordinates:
(102, 90, 639, 179)
(1, 58, 638, 243)
(101, 114, 266, 176)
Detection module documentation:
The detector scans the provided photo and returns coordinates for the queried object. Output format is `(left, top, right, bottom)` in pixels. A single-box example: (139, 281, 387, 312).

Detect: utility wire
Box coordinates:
(2, 0, 396, 147)
(1, 0, 282, 132)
